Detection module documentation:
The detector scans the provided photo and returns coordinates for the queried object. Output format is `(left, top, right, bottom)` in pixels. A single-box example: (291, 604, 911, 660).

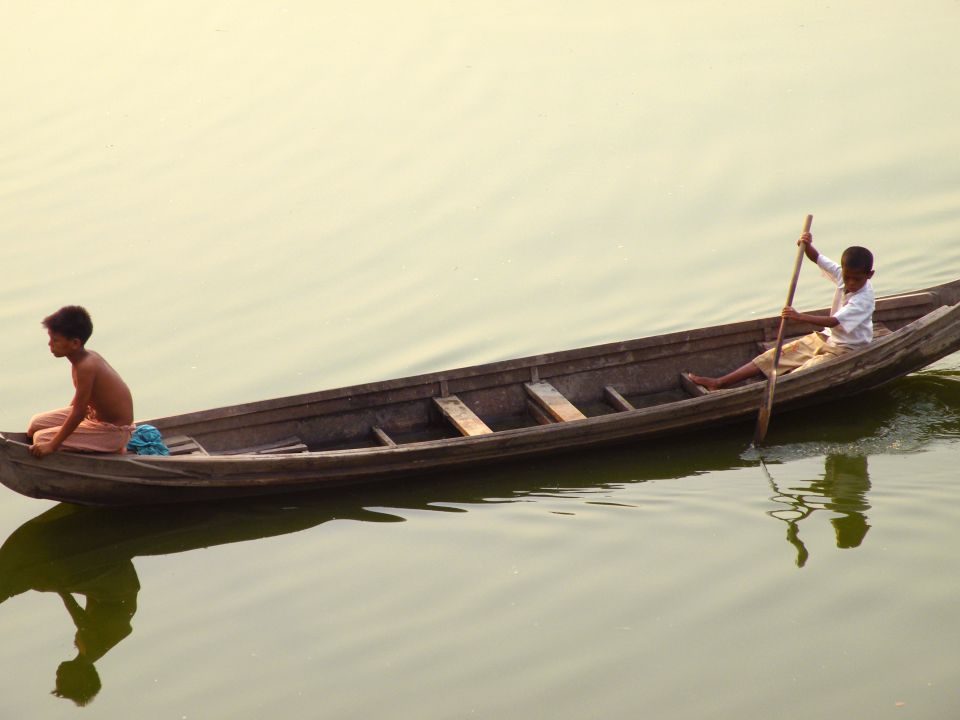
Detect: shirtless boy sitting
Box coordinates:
(28, 306, 135, 458)
(688, 232, 876, 391)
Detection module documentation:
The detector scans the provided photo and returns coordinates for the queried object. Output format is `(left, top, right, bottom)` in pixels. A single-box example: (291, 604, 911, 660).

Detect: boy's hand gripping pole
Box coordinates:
(754, 214, 814, 446)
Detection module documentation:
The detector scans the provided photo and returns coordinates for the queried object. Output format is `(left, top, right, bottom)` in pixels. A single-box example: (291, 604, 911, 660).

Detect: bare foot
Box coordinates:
(687, 373, 722, 391)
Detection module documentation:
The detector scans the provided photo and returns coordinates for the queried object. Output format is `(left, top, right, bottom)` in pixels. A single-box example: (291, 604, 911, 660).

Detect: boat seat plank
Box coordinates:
(217, 436, 309, 455)
(164, 435, 209, 456)
(524, 381, 587, 422)
(433, 395, 493, 437)
(371, 426, 397, 447)
(604, 385, 635, 412)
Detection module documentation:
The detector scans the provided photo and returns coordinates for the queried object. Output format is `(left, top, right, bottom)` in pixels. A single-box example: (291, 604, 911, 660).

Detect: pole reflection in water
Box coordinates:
(765, 454, 871, 568)
(755, 369, 960, 567)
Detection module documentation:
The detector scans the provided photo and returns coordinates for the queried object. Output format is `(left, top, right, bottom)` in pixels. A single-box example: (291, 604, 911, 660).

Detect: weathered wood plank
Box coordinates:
(433, 396, 493, 437)
(251, 443, 309, 455)
(164, 435, 209, 456)
(524, 382, 586, 422)
(678, 372, 709, 398)
(526, 399, 554, 426)
(371, 426, 397, 447)
(603, 385, 635, 412)
(875, 292, 934, 311)
(217, 436, 308, 455)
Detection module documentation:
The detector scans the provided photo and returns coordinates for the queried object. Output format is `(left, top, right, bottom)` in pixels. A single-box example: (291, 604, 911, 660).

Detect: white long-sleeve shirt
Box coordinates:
(817, 254, 875, 349)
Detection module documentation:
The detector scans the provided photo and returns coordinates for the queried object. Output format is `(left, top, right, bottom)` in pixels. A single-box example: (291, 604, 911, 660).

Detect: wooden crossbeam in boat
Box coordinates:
(603, 385, 635, 412)
(371, 426, 397, 447)
(217, 436, 309, 455)
(678, 372, 709, 398)
(526, 399, 554, 425)
(433, 395, 493, 437)
(524, 381, 586, 422)
(164, 435, 209, 456)
(247, 442, 309, 455)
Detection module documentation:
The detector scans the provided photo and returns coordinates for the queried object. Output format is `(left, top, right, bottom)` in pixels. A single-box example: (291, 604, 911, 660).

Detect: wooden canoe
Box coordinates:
(2, 278, 959, 506)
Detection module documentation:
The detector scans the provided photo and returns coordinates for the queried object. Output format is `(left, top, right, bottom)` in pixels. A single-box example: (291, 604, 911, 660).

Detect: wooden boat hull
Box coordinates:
(2, 279, 959, 506)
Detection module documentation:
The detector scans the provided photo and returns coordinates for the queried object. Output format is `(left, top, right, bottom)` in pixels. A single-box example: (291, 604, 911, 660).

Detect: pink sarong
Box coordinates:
(28, 407, 134, 454)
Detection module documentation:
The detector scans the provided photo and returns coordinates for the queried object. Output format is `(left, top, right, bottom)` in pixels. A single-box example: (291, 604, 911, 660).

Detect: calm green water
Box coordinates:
(2, 1, 960, 717)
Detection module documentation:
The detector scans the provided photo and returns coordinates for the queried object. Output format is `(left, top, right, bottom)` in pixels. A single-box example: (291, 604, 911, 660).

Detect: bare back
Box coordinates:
(73, 351, 134, 426)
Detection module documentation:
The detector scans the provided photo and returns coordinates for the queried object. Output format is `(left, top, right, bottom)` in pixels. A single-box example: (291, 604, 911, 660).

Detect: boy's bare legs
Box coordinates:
(688, 361, 764, 391)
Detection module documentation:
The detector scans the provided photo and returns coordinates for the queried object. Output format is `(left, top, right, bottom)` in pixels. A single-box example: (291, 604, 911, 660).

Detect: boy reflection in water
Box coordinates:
(0, 497, 385, 706)
(50, 563, 139, 706)
(820, 454, 871, 549)
(770, 454, 871, 567)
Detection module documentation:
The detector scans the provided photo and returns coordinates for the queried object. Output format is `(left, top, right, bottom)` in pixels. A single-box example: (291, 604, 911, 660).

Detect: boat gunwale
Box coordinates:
(2, 293, 957, 472)
(144, 280, 960, 432)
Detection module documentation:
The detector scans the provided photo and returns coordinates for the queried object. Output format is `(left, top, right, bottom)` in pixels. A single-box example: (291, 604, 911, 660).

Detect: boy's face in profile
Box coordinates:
(47, 330, 82, 358)
(840, 265, 873, 294)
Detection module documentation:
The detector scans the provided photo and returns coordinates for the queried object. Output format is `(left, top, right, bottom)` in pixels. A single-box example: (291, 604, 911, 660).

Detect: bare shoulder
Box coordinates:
(76, 350, 110, 373)
(78, 350, 128, 388)
(82, 349, 134, 424)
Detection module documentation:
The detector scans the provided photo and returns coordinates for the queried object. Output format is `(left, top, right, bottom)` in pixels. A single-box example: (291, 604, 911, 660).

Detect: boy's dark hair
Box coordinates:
(841, 246, 874, 273)
(43, 306, 94, 344)
(53, 658, 101, 706)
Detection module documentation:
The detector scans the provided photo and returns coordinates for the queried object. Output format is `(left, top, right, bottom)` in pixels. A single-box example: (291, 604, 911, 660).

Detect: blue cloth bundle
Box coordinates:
(126, 424, 170, 456)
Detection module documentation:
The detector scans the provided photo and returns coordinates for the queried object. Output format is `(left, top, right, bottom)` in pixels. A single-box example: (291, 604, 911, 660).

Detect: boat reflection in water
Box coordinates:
(0, 440, 753, 705)
(0, 369, 956, 703)
(0, 497, 404, 705)
(766, 454, 871, 568)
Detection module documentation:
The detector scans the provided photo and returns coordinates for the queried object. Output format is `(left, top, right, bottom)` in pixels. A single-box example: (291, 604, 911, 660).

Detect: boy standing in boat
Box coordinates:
(688, 232, 875, 390)
(27, 306, 135, 458)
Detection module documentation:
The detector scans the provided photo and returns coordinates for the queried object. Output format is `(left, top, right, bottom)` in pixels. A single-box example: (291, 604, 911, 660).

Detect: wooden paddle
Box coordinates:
(754, 214, 813, 445)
